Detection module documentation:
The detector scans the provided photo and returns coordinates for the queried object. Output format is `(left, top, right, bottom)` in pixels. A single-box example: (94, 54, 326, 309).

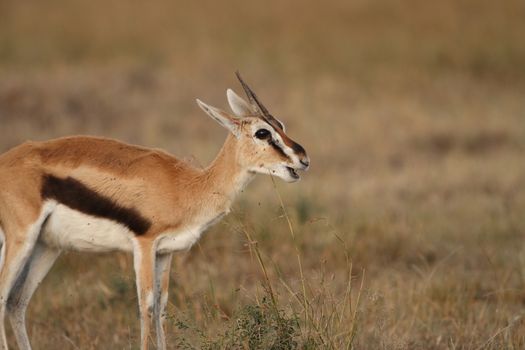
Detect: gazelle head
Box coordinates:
(196, 72, 310, 183)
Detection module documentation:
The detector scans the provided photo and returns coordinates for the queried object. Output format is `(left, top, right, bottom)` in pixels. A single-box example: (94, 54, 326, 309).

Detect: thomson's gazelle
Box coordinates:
(0, 73, 309, 350)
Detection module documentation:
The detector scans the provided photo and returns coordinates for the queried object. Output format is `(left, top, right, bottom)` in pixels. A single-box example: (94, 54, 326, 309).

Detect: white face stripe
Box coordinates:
(247, 121, 304, 183)
(274, 118, 286, 131)
(251, 121, 301, 165)
(269, 130, 301, 164)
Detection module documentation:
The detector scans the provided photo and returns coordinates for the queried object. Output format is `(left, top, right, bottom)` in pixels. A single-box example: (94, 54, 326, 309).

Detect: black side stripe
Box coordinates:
(41, 174, 151, 235)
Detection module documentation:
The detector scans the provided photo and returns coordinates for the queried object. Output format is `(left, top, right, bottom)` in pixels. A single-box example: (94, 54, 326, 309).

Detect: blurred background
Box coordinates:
(1, 0, 525, 349)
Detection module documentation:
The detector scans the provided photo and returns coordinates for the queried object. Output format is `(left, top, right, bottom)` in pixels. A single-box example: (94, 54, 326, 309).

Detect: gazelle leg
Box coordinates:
(154, 253, 172, 350)
(0, 203, 54, 350)
(0, 236, 40, 350)
(133, 240, 155, 350)
(7, 242, 60, 350)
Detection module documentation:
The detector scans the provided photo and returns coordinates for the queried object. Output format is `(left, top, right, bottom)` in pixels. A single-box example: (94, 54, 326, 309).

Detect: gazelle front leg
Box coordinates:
(154, 253, 172, 350)
(133, 239, 156, 350)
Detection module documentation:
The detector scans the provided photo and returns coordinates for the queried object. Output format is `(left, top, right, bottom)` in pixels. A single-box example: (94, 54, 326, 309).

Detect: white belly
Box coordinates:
(155, 213, 226, 254)
(156, 226, 204, 253)
(40, 204, 134, 252)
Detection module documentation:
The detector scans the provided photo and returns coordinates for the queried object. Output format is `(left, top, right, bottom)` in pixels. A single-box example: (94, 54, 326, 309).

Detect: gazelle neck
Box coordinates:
(203, 133, 254, 206)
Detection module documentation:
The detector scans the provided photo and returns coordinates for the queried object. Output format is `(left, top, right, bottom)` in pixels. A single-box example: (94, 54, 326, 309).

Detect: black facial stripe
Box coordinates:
(269, 139, 291, 160)
(263, 119, 306, 156)
(290, 141, 306, 156)
(41, 174, 151, 235)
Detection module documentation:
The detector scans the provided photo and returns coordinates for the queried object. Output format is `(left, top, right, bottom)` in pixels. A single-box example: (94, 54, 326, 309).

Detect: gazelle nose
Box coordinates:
(300, 157, 310, 169)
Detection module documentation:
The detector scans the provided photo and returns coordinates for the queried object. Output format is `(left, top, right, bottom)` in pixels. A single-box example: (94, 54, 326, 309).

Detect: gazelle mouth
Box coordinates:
(286, 166, 300, 179)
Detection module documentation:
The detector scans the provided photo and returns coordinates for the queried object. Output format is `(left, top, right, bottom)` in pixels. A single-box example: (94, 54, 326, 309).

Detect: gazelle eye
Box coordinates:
(254, 129, 271, 140)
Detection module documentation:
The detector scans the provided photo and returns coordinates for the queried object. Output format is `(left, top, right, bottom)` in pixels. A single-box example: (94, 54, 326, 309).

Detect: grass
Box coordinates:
(1, 0, 525, 348)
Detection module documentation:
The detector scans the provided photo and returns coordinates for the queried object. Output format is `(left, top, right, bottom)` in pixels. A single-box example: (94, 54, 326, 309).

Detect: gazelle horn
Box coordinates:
(235, 71, 282, 128)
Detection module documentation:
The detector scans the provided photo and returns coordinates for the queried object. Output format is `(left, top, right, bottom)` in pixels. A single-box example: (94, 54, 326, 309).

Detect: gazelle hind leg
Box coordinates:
(133, 240, 155, 350)
(7, 242, 60, 350)
(0, 230, 5, 278)
(0, 205, 53, 350)
(154, 253, 172, 350)
(0, 233, 41, 350)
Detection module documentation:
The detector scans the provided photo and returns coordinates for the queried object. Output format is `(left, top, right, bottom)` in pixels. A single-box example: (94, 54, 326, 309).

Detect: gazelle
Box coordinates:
(0, 73, 309, 350)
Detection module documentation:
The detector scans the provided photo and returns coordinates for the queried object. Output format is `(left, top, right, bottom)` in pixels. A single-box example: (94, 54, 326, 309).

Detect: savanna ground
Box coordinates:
(1, 0, 525, 349)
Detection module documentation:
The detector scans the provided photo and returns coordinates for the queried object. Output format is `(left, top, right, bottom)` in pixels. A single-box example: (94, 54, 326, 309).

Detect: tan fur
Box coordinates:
(0, 91, 309, 350)
(0, 135, 249, 238)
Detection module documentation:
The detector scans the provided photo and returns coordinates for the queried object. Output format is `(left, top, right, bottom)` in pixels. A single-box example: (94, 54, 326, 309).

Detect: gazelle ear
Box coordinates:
(227, 89, 253, 117)
(196, 99, 241, 137)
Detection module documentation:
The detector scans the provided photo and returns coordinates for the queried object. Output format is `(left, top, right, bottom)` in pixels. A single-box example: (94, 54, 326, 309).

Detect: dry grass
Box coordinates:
(1, 0, 525, 349)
